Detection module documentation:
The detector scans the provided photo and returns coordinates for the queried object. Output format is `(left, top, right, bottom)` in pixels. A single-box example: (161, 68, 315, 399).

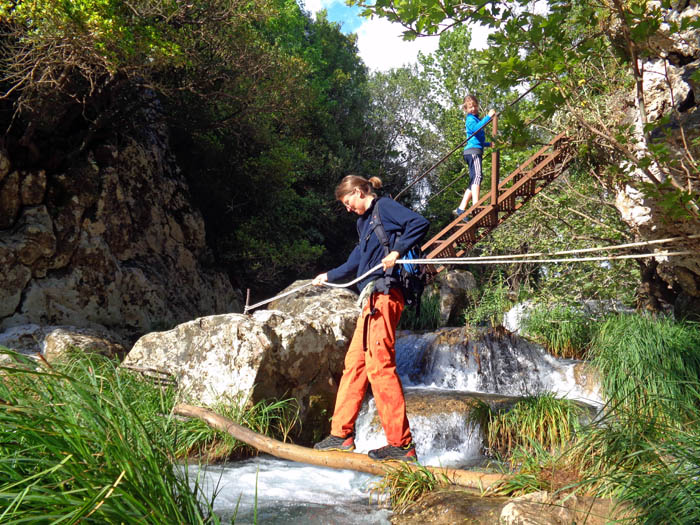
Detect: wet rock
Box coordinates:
(392, 488, 508, 524)
(500, 491, 633, 525)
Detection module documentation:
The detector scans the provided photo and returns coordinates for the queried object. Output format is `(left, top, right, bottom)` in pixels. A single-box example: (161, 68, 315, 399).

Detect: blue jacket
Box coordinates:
(464, 113, 492, 151)
(327, 197, 430, 293)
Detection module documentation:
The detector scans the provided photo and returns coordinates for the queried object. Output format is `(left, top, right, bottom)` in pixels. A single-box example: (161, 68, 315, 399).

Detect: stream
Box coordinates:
(191, 328, 601, 523)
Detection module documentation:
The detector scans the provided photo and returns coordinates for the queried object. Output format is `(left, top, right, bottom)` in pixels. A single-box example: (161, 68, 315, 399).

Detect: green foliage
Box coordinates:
(591, 313, 700, 423)
(398, 287, 442, 331)
(521, 305, 596, 359)
(370, 462, 449, 513)
(0, 349, 218, 523)
(493, 313, 700, 522)
(471, 393, 584, 458)
(463, 271, 513, 328)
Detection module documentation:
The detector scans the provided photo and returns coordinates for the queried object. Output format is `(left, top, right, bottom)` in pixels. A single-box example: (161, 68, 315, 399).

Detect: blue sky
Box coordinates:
(300, 0, 492, 71)
(301, 0, 443, 71)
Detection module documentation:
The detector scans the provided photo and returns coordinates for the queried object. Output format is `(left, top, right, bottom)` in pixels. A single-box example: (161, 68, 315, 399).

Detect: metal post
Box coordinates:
(491, 116, 499, 211)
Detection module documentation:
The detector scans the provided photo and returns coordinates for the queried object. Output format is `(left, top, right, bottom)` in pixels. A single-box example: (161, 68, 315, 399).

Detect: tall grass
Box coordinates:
(398, 289, 442, 330)
(464, 274, 512, 328)
(0, 347, 302, 523)
(591, 313, 700, 423)
(175, 394, 300, 461)
(471, 393, 584, 458)
(492, 314, 700, 523)
(0, 348, 218, 523)
(521, 304, 595, 359)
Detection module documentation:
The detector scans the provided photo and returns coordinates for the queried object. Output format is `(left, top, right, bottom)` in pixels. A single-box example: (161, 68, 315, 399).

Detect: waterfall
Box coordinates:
(195, 326, 601, 522)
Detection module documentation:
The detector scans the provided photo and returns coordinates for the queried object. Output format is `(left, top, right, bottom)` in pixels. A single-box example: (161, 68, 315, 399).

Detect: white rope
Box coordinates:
(426, 233, 700, 262)
(405, 250, 691, 266)
(243, 246, 693, 313)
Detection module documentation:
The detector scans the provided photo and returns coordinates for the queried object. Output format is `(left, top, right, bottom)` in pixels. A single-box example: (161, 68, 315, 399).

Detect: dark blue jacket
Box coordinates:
(327, 197, 430, 294)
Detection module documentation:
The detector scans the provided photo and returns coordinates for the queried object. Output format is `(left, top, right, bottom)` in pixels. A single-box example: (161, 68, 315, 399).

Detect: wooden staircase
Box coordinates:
(421, 132, 573, 272)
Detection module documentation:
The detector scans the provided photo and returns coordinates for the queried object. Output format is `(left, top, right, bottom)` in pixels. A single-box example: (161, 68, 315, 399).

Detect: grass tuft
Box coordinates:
(370, 462, 449, 514)
(521, 304, 595, 359)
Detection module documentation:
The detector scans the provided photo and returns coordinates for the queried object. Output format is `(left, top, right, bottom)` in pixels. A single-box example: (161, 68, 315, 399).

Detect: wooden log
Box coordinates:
(174, 403, 507, 491)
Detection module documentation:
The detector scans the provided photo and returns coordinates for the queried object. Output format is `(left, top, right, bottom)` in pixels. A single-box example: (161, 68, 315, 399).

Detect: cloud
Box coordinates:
(356, 17, 440, 72)
(299, 0, 491, 72)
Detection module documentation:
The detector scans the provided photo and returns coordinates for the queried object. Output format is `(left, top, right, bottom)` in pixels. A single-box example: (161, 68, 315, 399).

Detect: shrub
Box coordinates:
(521, 304, 595, 359)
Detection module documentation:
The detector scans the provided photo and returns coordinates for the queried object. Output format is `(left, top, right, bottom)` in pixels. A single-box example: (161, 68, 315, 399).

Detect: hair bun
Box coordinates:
(368, 176, 383, 189)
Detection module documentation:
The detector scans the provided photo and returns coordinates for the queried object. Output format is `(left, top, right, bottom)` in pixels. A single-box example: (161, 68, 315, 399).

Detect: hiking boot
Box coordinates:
(313, 434, 355, 452)
(368, 442, 418, 462)
(452, 208, 464, 217)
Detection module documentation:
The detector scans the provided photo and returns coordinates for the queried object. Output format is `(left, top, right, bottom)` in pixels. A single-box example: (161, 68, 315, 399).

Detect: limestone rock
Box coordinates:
(500, 491, 633, 525)
(20, 170, 47, 206)
(425, 270, 477, 327)
(0, 170, 20, 229)
(122, 287, 359, 442)
(0, 89, 239, 341)
(0, 324, 127, 361)
(0, 148, 10, 180)
(391, 488, 508, 525)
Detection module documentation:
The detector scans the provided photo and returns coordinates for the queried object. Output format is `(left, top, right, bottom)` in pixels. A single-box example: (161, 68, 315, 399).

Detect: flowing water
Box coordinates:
(194, 328, 600, 523)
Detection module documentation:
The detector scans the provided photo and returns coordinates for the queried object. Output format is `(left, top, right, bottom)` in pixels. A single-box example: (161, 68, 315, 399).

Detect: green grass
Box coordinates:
(0, 348, 218, 523)
(398, 288, 442, 330)
(463, 273, 513, 328)
(175, 394, 300, 461)
(521, 304, 595, 359)
(0, 347, 301, 523)
(471, 393, 584, 458)
(370, 462, 449, 514)
(591, 313, 700, 423)
(490, 314, 700, 523)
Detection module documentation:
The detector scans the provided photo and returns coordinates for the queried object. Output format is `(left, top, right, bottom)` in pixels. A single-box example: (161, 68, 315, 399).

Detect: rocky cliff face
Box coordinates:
(0, 90, 239, 343)
(612, 1, 700, 316)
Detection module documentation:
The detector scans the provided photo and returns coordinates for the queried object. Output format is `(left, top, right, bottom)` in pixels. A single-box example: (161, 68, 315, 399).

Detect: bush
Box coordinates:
(521, 304, 595, 359)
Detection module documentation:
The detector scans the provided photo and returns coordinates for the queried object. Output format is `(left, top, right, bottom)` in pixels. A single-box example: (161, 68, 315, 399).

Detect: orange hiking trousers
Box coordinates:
(330, 287, 412, 447)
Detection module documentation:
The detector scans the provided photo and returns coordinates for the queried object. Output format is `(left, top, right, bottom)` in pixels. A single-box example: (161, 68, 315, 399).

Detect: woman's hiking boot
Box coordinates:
(368, 442, 418, 462)
(313, 434, 355, 452)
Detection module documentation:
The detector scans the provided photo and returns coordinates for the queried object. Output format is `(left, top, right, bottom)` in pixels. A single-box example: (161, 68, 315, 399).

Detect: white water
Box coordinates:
(194, 329, 601, 522)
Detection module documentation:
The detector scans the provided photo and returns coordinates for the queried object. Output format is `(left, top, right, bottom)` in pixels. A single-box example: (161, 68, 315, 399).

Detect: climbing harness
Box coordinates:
(242, 234, 697, 313)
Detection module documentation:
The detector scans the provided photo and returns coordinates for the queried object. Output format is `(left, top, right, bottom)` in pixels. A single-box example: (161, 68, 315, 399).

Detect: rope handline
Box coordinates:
(243, 239, 694, 313)
(394, 80, 543, 201)
(433, 234, 700, 262)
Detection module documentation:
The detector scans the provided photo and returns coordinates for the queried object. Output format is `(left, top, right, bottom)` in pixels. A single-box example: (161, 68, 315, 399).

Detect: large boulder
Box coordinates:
(122, 284, 360, 443)
(425, 270, 477, 326)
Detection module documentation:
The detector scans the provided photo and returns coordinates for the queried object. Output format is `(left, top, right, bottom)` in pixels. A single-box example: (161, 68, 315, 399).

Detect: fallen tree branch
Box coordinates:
(173, 403, 508, 491)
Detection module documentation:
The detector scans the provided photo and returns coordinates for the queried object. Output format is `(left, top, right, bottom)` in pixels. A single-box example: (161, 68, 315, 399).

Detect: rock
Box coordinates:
(0, 148, 10, 180)
(500, 491, 633, 525)
(20, 170, 46, 205)
(0, 170, 20, 229)
(0, 88, 240, 341)
(122, 286, 359, 443)
(0, 324, 127, 361)
(391, 488, 509, 524)
(425, 270, 477, 327)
